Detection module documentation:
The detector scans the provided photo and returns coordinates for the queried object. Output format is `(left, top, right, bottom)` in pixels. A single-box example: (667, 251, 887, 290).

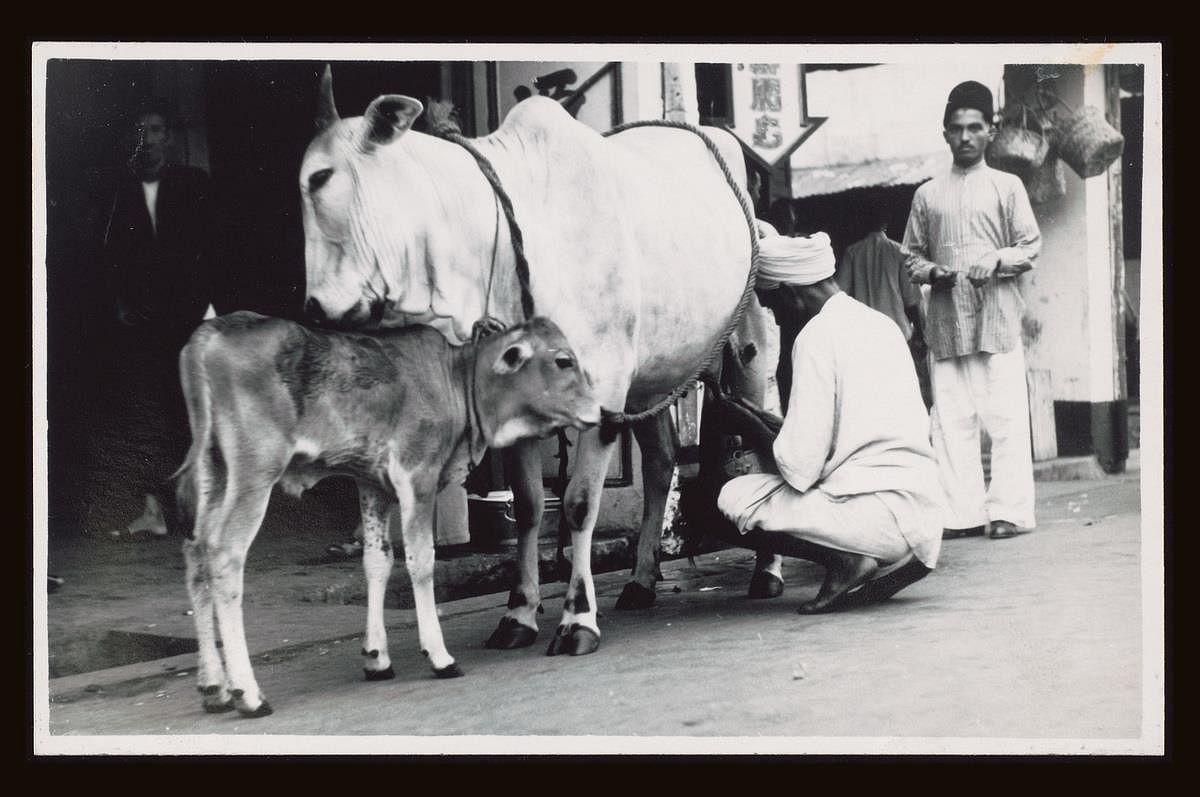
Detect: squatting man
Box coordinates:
(717, 230, 946, 612)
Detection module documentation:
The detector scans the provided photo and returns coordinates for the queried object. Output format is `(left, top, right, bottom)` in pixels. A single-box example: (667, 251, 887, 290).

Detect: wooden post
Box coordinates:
(1027, 368, 1058, 461)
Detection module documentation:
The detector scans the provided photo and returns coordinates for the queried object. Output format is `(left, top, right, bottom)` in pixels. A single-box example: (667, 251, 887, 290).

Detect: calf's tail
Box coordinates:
(171, 326, 218, 537)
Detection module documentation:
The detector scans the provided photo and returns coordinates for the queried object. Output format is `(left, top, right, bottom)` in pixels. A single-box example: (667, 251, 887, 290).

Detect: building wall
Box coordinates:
(1021, 65, 1118, 406)
(791, 63, 1004, 170)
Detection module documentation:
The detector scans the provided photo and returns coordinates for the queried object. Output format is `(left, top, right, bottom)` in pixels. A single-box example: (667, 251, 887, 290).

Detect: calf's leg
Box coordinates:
(393, 474, 461, 678)
(209, 480, 276, 717)
(183, 536, 234, 713)
(358, 484, 396, 680)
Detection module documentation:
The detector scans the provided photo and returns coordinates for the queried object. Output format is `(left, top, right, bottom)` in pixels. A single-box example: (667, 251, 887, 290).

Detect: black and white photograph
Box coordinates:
(31, 41, 1165, 755)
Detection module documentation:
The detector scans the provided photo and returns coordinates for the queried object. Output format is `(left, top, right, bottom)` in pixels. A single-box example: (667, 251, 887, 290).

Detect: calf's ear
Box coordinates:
(492, 340, 533, 374)
(360, 95, 425, 152)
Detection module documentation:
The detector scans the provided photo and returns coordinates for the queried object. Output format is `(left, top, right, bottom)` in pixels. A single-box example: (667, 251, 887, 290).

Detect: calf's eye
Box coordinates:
(555, 356, 575, 370)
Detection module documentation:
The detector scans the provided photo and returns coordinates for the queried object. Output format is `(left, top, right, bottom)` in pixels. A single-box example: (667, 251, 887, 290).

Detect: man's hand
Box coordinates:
(928, 265, 958, 290)
(966, 254, 1000, 287)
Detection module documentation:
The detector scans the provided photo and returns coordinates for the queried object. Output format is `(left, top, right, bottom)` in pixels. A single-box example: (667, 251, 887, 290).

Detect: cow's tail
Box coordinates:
(171, 325, 219, 538)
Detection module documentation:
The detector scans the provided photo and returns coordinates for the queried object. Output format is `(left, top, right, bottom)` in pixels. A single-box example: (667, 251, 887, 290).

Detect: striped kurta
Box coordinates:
(902, 160, 1041, 360)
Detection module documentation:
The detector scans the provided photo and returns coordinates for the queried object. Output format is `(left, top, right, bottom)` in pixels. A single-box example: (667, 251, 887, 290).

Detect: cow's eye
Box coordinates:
(555, 355, 575, 370)
(308, 168, 334, 192)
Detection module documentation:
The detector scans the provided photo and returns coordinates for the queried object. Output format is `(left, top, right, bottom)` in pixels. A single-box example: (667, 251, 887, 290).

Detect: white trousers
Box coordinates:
(930, 347, 1035, 529)
(717, 476, 936, 568)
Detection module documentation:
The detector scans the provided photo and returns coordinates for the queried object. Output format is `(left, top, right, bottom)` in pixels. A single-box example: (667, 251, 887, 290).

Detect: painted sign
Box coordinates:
(728, 62, 816, 169)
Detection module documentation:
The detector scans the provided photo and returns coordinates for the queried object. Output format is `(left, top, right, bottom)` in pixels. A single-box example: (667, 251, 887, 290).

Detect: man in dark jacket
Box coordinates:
(102, 100, 218, 537)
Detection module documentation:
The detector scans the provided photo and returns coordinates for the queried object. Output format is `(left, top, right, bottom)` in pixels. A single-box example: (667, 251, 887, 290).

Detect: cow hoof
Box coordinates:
(747, 571, 785, 599)
(237, 700, 274, 719)
(484, 616, 538, 649)
(546, 624, 601, 656)
(433, 662, 464, 679)
(364, 665, 395, 681)
(614, 581, 656, 610)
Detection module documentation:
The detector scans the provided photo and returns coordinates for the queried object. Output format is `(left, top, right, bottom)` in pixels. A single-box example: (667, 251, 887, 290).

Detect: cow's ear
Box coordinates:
(360, 94, 424, 151)
(315, 64, 340, 132)
(492, 340, 533, 374)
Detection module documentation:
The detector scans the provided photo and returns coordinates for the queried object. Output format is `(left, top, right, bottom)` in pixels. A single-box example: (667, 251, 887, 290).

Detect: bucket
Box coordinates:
(467, 491, 564, 549)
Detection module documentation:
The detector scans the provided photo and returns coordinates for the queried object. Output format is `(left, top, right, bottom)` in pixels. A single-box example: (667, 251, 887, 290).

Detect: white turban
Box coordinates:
(755, 231, 836, 290)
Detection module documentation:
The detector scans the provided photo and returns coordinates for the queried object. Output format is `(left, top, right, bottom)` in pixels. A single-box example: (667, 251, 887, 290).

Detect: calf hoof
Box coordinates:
(199, 684, 235, 714)
(747, 571, 784, 599)
(546, 623, 601, 657)
(484, 616, 538, 649)
(433, 662, 464, 679)
(614, 581, 656, 610)
(364, 665, 396, 681)
(237, 700, 274, 719)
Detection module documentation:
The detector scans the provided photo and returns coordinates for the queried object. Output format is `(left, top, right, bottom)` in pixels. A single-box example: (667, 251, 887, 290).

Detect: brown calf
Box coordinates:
(174, 311, 599, 717)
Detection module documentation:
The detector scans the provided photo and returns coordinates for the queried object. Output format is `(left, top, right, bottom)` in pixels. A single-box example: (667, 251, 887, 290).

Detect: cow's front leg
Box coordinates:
(485, 442, 544, 649)
(392, 473, 462, 678)
(615, 413, 677, 610)
(547, 428, 615, 656)
(358, 484, 396, 680)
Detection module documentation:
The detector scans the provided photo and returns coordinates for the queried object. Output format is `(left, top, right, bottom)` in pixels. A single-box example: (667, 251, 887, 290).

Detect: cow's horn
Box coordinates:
(315, 64, 340, 131)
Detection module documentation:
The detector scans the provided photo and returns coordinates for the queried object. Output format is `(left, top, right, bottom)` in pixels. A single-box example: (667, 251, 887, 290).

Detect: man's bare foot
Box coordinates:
(798, 551, 878, 614)
(126, 494, 168, 538)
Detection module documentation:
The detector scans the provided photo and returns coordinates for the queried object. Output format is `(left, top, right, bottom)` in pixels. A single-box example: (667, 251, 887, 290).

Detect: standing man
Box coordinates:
(837, 198, 931, 407)
(102, 100, 218, 536)
(716, 231, 944, 613)
(903, 81, 1042, 541)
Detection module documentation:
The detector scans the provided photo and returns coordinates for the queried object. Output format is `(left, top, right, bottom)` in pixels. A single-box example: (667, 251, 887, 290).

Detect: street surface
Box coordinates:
(40, 476, 1157, 754)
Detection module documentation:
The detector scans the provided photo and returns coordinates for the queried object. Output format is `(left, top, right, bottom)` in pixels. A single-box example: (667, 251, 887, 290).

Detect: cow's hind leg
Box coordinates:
(392, 474, 461, 678)
(358, 484, 396, 680)
(209, 481, 276, 718)
(547, 429, 615, 656)
(615, 413, 677, 610)
(485, 443, 543, 649)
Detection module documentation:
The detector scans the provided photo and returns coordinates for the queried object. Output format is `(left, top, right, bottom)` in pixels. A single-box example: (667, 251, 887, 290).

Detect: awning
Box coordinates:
(791, 151, 950, 198)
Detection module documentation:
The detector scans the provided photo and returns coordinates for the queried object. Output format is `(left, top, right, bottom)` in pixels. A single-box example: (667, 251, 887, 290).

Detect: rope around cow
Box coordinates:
(433, 118, 762, 440)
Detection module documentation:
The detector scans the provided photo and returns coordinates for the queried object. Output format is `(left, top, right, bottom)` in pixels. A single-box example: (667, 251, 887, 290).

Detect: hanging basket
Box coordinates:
(1025, 154, 1067, 205)
(1049, 104, 1125, 179)
(987, 105, 1049, 180)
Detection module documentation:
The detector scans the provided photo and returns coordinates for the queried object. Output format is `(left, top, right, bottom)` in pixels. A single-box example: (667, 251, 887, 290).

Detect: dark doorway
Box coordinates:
(205, 61, 443, 320)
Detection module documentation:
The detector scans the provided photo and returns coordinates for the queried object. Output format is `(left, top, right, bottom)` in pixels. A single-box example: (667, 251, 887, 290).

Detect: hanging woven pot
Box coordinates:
(987, 105, 1049, 180)
(1048, 102, 1125, 179)
(1025, 153, 1067, 205)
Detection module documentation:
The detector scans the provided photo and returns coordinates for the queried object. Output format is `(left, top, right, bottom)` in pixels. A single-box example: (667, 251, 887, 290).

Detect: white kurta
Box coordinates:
(718, 293, 945, 568)
(902, 159, 1041, 530)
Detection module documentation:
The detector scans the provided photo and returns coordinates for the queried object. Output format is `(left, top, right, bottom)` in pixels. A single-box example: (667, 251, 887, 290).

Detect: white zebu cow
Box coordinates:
(301, 70, 774, 655)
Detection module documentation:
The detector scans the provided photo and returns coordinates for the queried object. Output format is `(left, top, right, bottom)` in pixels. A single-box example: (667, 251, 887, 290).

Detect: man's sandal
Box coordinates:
(988, 520, 1020, 539)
